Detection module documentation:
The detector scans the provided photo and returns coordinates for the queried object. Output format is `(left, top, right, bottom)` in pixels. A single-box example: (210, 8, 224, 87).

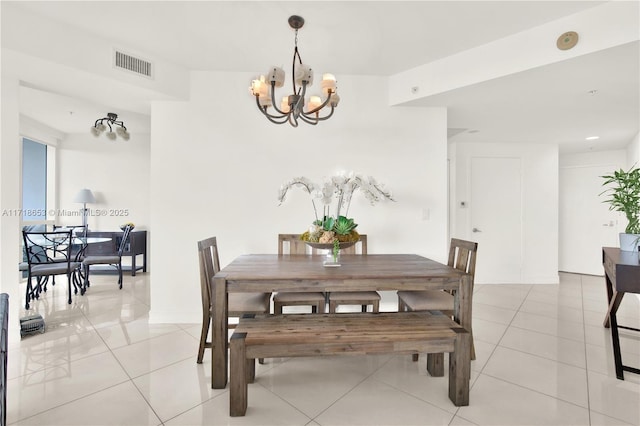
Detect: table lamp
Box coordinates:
(74, 188, 96, 230)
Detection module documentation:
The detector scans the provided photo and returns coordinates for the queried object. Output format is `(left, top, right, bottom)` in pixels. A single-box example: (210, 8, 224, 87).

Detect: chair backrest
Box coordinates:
(447, 238, 478, 278)
(278, 234, 311, 254)
(22, 230, 73, 266)
(53, 224, 87, 236)
(117, 225, 133, 257)
(197, 236, 221, 316)
(278, 234, 367, 255)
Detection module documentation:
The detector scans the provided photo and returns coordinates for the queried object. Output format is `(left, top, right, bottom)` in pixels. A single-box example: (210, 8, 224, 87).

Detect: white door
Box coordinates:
(559, 165, 620, 275)
(470, 157, 522, 283)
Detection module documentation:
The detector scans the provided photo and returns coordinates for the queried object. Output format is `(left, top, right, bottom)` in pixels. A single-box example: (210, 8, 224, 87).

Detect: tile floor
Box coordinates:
(6, 272, 640, 425)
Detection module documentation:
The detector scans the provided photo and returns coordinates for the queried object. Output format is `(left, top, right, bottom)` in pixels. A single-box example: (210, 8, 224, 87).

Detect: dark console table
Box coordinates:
(85, 230, 147, 276)
(602, 247, 640, 380)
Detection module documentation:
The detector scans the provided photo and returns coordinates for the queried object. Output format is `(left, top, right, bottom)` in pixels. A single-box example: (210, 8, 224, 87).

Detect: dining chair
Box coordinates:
(397, 238, 478, 364)
(196, 236, 271, 364)
(82, 224, 132, 290)
(22, 230, 82, 309)
(327, 235, 381, 313)
(273, 234, 326, 314)
(50, 225, 87, 284)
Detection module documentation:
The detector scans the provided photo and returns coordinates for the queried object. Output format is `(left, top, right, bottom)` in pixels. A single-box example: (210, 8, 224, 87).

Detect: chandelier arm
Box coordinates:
(94, 119, 103, 127)
(305, 91, 334, 115)
(303, 106, 335, 122)
(288, 113, 299, 128)
(292, 46, 300, 94)
(264, 113, 290, 125)
(254, 97, 287, 119)
(269, 83, 288, 116)
(298, 114, 319, 125)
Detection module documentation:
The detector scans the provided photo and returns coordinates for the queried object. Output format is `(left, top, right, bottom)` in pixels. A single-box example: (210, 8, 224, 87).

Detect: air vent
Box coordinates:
(113, 49, 153, 79)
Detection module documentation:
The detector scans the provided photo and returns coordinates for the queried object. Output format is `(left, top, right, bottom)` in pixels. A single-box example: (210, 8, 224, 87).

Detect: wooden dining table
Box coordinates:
(211, 253, 472, 389)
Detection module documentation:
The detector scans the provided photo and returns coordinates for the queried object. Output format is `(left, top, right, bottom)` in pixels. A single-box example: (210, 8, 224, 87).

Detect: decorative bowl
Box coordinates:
(304, 241, 357, 250)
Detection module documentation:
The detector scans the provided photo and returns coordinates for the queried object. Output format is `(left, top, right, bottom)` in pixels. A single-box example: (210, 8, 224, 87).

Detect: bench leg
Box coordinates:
(230, 333, 248, 417)
(248, 358, 256, 384)
(426, 353, 445, 377)
(448, 328, 470, 406)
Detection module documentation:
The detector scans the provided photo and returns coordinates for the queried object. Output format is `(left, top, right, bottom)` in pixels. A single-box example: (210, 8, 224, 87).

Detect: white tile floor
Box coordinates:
(7, 272, 640, 425)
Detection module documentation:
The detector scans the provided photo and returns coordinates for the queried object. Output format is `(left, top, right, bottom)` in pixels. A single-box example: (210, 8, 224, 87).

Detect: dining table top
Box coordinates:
(216, 253, 466, 292)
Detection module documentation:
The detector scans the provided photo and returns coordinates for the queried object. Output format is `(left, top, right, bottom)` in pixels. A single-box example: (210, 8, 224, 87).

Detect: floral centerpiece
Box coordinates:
(277, 172, 394, 246)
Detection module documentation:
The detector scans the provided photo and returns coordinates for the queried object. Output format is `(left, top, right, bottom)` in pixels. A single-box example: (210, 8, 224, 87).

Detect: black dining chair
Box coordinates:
(82, 224, 132, 290)
(22, 230, 82, 308)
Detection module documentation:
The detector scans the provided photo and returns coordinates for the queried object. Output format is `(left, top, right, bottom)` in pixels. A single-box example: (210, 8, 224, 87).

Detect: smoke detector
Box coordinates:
(556, 31, 579, 50)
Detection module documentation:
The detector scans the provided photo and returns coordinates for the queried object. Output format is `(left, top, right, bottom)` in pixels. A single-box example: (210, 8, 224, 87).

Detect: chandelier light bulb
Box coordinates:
(250, 76, 266, 96)
(321, 74, 337, 96)
(267, 66, 285, 88)
(329, 93, 341, 107)
(249, 15, 338, 127)
(90, 126, 100, 137)
(307, 95, 322, 111)
(280, 97, 291, 113)
(294, 64, 314, 86)
(259, 94, 272, 107)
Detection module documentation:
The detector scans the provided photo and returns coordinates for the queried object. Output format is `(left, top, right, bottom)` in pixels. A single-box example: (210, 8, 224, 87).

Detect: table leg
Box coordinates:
(608, 291, 625, 380)
(212, 274, 228, 389)
(604, 289, 625, 330)
(603, 273, 615, 328)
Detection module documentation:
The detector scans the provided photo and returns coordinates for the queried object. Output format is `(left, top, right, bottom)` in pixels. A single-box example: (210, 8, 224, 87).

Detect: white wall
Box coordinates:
(627, 132, 640, 168)
(559, 150, 628, 274)
(149, 71, 449, 323)
(0, 76, 22, 343)
(57, 133, 151, 232)
(452, 142, 559, 284)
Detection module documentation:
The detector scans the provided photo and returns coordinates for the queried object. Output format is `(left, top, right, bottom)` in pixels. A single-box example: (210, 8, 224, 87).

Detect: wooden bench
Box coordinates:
(229, 311, 470, 416)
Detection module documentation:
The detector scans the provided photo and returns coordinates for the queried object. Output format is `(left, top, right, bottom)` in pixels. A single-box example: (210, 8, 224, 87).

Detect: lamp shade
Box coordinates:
(74, 188, 96, 204)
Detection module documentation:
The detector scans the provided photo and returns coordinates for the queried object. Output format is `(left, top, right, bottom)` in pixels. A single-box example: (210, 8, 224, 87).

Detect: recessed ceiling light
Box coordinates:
(587, 90, 598, 96)
(585, 136, 599, 140)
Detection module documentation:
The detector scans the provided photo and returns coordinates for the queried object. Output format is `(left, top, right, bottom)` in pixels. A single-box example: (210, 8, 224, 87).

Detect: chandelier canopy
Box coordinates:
(250, 15, 339, 127)
(90, 113, 130, 140)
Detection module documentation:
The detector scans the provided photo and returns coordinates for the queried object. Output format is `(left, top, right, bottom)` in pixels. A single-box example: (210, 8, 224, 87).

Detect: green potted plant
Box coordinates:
(600, 165, 640, 252)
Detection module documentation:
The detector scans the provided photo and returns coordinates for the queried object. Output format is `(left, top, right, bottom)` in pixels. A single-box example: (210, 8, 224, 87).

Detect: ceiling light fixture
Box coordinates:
(249, 15, 339, 127)
(585, 136, 600, 140)
(90, 113, 130, 140)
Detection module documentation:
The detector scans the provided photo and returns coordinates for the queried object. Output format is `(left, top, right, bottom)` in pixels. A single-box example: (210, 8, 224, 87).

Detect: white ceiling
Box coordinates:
(4, 1, 639, 153)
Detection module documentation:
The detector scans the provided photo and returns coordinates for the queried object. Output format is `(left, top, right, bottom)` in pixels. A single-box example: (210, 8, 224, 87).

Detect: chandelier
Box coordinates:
(90, 113, 130, 140)
(250, 15, 339, 127)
